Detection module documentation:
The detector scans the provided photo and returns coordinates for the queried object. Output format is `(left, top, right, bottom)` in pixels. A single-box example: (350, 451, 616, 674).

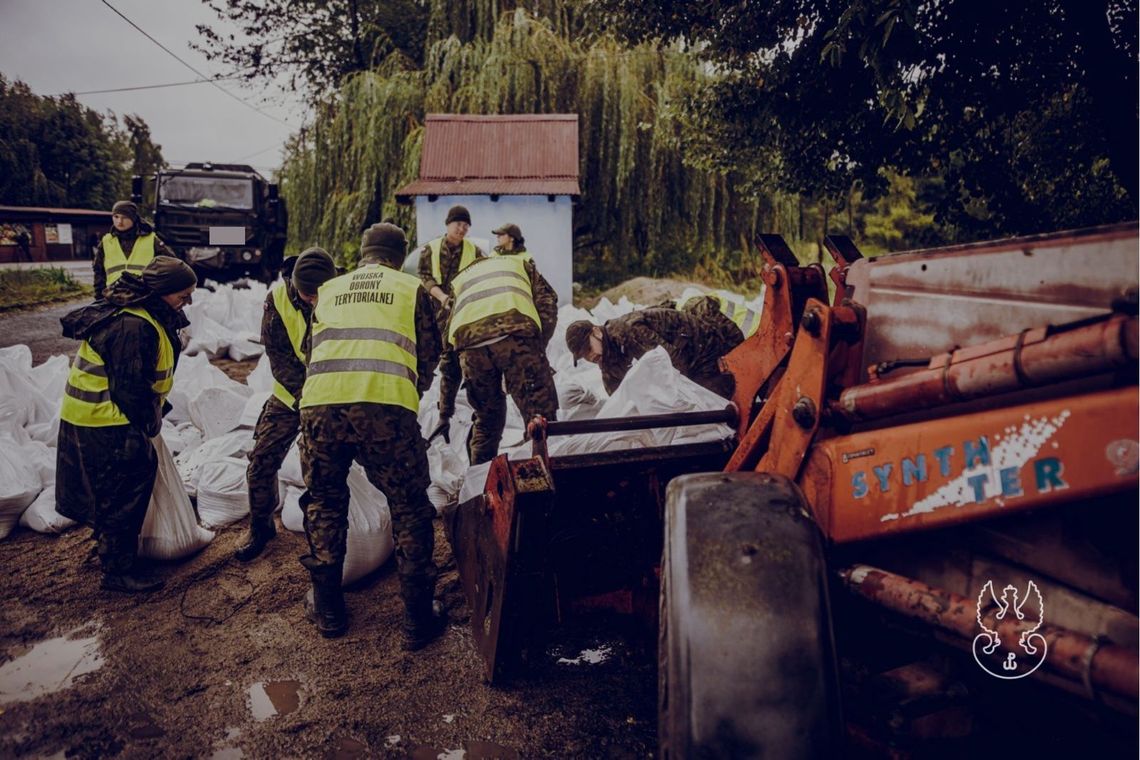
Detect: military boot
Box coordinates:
(301, 558, 348, 639)
(99, 533, 163, 593)
(403, 597, 447, 651)
(234, 519, 277, 562)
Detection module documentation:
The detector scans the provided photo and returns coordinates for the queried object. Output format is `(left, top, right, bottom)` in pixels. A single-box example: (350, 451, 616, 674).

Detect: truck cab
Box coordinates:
(133, 162, 288, 284)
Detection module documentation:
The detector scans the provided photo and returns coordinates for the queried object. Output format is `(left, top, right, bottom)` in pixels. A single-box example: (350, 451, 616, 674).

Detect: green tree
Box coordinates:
(586, 0, 1137, 237)
(0, 75, 164, 209)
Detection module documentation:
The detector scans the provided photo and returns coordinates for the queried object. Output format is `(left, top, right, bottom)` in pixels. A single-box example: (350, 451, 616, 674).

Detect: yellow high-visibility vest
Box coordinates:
(493, 248, 533, 263)
(448, 255, 541, 343)
(59, 307, 174, 427)
(679, 292, 761, 339)
(269, 282, 309, 409)
(428, 237, 477, 285)
(300, 265, 421, 412)
(101, 232, 157, 286)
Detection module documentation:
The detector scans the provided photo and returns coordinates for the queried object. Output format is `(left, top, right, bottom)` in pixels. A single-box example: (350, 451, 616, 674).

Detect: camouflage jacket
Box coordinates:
(599, 307, 740, 395)
(446, 250, 559, 350)
(92, 225, 178, 297)
(60, 277, 188, 437)
(416, 235, 486, 295)
(262, 280, 312, 406)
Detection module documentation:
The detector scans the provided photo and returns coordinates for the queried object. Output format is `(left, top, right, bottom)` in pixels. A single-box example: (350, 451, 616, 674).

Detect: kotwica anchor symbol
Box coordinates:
(1002, 652, 1017, 671)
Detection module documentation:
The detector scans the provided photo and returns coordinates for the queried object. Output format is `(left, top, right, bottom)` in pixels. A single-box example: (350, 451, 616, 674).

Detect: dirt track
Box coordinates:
(0, 513, 658, 759)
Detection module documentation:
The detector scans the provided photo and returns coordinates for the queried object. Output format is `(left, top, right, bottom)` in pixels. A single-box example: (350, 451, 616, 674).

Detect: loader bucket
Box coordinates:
(444, 409, 738, 683)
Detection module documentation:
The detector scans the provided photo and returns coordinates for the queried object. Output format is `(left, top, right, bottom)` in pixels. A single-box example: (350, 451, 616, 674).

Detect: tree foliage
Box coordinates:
(586, 0, 1138, 237)
(0, 75, 164, 209)
(278, 8, 772, 284)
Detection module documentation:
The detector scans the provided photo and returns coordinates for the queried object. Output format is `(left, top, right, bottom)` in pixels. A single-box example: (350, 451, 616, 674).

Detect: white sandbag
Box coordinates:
(278, 441, 304, 488)
(25, 354, 69, 444)
(190, 385, 252, 440)
(195, 456, 251, 528)
(0, 344, 34, 372)
(226, 337, 263, 361)
(547, 347, 732, 457)
(19, 439, 56, 487)
(0, 435, 41, 538)
(161, 420, 203, 456)
(240, 391, 273, 429)
(245, 354, 274, 393)
(19, 485, 75, 534)
(279, 471, 394, 586)
(166, 353, 238, 424)
(175, 428, 254, 498)
(343, 466, 394, 586)
(139, 436, 215, 560)
(280, 482, 305, 532)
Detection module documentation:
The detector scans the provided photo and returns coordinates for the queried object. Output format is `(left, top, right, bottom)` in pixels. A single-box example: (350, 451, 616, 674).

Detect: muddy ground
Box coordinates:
(0, 286, 666, 760)
(0, 497, 658, 759)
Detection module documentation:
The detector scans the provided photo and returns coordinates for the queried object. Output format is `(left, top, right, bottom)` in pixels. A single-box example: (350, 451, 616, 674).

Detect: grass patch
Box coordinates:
(0, 268, 91, 311)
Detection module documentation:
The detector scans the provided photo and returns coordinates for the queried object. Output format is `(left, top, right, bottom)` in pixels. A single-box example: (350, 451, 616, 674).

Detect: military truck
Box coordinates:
(132, 162, 287, 284)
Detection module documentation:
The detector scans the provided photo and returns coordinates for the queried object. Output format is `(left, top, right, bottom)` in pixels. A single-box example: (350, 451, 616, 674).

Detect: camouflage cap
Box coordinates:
(565, 320, 596, 366)
(142, 255, 197, 294)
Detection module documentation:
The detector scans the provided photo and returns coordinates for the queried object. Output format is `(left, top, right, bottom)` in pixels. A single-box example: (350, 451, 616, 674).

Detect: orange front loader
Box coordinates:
(445, 223, 1138, 758)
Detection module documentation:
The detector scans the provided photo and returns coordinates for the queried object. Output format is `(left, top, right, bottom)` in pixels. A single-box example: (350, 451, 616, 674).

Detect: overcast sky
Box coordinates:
(0, 0, 306, 176)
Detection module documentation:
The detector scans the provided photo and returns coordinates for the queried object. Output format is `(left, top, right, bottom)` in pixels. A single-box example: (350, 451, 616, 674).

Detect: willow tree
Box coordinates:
(280, 7, 775, 283)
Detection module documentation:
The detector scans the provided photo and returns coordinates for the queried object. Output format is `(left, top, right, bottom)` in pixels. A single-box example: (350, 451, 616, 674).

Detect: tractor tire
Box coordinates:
(659, 472, 842, 760)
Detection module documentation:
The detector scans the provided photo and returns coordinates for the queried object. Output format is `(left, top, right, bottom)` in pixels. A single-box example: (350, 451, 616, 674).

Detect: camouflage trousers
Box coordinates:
(437, 346, 463, 417)
(246, 395, 300, 528)
(299, 403, 437, 604)
(459, 335, 559, 465)
(55, 421, 157, 574)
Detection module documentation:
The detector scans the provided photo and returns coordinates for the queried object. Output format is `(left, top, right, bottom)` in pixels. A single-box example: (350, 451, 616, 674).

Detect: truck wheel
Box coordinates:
(659, 472, 842, 759)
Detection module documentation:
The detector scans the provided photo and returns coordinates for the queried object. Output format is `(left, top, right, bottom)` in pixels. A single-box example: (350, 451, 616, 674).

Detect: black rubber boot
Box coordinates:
(403, 598, 447, 652)
(99, 532, 163, 593)
(301, 558, 348, 639)
(234, 520, 277, 562)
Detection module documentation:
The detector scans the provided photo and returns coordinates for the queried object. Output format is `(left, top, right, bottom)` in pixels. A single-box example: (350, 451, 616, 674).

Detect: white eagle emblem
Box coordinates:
(973, 579, 1048, 680)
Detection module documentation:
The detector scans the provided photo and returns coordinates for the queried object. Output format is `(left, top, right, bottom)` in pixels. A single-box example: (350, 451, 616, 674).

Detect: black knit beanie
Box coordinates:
(142, 256, 197, 295)
(445, 205, 471, 225)
(359, 223, 408, 265)
(291, 247, 337, 296)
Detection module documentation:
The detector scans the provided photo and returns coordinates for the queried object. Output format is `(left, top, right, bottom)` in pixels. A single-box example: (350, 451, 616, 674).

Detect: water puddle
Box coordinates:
(209, 726, 243, 759)
(248, 680, 301, 721)
(556, 644, 612, 666)
(0, 624, 103, 704)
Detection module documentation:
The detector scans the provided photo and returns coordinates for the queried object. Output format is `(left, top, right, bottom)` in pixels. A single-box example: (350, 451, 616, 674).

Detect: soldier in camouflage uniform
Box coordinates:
(93, 200, 180, 298)
(235, 249, 337, 562)
(299, 223, 445, 647)
(56, 256, 197, 593)
(416, 205, 485, 428)
(447, 223, 559, 464)
(564, 306, 743, 398)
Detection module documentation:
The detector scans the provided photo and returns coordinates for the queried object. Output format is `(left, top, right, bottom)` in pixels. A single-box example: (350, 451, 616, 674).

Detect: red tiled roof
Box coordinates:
(396, 114, 580, 200)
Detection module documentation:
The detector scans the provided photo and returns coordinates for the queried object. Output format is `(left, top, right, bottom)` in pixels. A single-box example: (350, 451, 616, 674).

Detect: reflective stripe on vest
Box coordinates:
(448, 256, 541, 343)
(429, 237, 477, 285)
(59, 306, 175, 427)
(300, 266, 421, 412)
(269, 282, 309, 408)
(102, 233, 157, 286)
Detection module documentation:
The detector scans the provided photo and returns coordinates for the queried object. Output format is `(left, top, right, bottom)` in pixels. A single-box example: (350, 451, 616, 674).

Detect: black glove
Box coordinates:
(427, 417, 451, 445)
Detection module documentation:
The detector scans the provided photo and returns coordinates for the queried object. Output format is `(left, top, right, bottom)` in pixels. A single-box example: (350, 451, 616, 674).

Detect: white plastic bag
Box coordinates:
(280, 482, 305, 532)
(195, 457, 252, 528)
(175, 428, 254, 498)
(19, 485, 75, 534)
(343, 466, 394, 585)
(0, 435, 42, 539)
(139, 437, 215, 560)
